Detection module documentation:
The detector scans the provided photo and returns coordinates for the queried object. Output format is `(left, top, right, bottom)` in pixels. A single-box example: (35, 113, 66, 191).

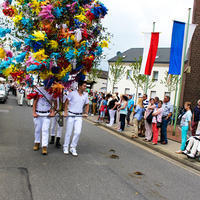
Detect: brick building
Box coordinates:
(181, 0, 200, 107)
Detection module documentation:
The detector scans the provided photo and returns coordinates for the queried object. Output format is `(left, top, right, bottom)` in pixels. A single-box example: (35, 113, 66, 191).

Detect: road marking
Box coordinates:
(86, 119, 200, 176)
(0, 110, 10, 113)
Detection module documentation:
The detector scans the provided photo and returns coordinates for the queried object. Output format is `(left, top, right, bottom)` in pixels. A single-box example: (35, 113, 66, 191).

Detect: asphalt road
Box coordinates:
(0, 95, 200, 200)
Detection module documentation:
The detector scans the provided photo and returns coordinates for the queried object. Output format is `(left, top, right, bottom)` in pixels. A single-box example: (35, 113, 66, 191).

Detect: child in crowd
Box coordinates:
(152, 100, 163, 145)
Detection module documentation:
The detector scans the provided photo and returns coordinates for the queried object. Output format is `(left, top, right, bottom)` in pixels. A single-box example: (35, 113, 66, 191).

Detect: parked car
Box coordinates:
(0, 84, 7, 103)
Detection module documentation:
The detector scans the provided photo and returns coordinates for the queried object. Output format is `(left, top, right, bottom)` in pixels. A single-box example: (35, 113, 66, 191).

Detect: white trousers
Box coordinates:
(33, 114, 51, 147)
(145, 120, 152, 141)
(27, 99, 33, 106)
(63, 115, 82, 150)
(109, 110, 116, 126)
(50, 117, 63, 138)
(18, 93, 24, 105)
(186, 137, 200, 155)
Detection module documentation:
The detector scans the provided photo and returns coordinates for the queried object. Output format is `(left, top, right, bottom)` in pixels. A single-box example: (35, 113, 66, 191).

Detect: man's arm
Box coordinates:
(33, 97, 39, 118)
(64, 99, 69, 117)
(83, 104, 89, 117)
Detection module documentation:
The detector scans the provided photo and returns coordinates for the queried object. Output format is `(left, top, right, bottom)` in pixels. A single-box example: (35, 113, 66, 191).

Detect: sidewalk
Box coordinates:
(87, 115, 200, 172)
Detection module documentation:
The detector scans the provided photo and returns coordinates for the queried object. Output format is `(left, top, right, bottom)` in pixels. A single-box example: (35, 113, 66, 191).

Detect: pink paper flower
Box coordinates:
(39, 5, 55, 20)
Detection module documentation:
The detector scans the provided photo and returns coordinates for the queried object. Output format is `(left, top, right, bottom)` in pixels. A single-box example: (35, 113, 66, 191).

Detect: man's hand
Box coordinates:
(33, 113, 38, 118)
(83, 113, 88, 118)
(49, 112, 55, 117)
(64, 112, 68, 117)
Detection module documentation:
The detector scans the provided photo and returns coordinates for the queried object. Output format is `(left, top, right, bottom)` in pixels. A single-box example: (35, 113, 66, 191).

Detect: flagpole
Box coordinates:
(173, 8, 192, 134)
(171, 75, 179, 127)
(145, 22, 156, 94)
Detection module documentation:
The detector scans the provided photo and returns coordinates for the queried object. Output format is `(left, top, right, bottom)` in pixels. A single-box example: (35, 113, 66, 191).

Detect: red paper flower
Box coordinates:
(3, 8, 15, 17)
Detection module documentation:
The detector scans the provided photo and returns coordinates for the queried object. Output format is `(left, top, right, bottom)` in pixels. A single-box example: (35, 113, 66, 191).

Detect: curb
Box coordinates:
(86, 118, 200, 172)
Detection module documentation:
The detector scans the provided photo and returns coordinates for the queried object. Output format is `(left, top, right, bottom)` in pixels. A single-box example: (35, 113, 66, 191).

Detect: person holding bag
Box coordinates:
(144, 98, 156, 142)
(176, 102, 192, 154)
(152, 100, 163, 145)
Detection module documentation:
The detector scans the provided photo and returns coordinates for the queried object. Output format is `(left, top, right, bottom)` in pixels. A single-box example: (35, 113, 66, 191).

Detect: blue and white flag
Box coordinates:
(169, 21, 196, 75)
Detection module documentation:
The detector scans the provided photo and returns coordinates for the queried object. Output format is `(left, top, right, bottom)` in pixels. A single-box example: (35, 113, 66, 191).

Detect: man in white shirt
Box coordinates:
(50, 93, 68, 148)
(32, 86, 56, 155)
(63, 81, 89, 156)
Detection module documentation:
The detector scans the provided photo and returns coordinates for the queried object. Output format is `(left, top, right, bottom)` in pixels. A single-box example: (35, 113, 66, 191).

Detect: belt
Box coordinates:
(36, 110, 50, 113)
(69, 111, 82, 115)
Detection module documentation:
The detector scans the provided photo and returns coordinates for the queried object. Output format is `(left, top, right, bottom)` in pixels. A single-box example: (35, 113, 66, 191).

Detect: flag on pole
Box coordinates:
(169, 21, 197, 75)
(140, 32, 159, 75)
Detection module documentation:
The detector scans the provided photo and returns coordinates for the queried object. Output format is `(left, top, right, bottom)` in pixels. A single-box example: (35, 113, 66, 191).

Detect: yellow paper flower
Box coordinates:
(33, 49, 48, 61)
(32, 31, 47, 41)
(48, 40, 58, 49)
(100, 40, 109, 48)
(12, 12, 23, 24)
(82, 70, 87, 75)
(56, 64, 72, 79)
(40, 70, 53, 80)
(75, 13, 87, 22)
(30, 0, 41, 15)
(0, 48, 6, 59)
(2, 65, 12, 77)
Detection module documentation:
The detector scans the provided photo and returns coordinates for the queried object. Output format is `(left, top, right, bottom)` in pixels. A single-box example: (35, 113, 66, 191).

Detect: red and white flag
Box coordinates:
(140, 32, 159, 75)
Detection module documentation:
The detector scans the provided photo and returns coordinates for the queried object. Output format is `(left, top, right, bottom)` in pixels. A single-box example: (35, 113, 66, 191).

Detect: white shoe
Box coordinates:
(63, 149, 69, 155)
(91, 114, 94, 116)
(182, 150, 189, 155)
(187, 153, 195, 158)
(70, 148, 78, 157)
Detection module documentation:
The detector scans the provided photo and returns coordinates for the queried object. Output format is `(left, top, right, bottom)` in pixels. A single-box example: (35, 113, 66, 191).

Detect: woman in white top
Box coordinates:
(176, 102, 192, 154)
(152, 100, 163, 145)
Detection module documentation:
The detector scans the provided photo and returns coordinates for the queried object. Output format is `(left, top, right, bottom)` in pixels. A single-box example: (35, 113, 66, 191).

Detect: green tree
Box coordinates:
(109, 57, 125, 93)
(88, 67, 102, 82)
(160, 71, 180, 93)
(129, 57, 155, 102)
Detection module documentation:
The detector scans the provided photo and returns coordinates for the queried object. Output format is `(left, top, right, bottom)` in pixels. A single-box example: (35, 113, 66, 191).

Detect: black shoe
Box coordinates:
(138, 134, 145, 138)
(55, 137, 61, 148)
(49, 136, 55, 144)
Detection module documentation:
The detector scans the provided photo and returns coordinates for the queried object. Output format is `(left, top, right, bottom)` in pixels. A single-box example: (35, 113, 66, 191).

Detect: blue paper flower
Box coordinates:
(53, 7, 63, 18)
(27, 64, 41, 72)
(0, 27, 11, 37)
(15, 52, 27, 63)
(61, 72, 70, 82)
(50, 53, 61, 59)
(43, 77, 55, 88)
(13, 41, 22, 51)
(65, 49, 75, 61)
(0, 58, 13, 70)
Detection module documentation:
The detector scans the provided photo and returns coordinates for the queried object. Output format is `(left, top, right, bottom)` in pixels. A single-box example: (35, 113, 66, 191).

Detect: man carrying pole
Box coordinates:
(63, 81, 89, 157)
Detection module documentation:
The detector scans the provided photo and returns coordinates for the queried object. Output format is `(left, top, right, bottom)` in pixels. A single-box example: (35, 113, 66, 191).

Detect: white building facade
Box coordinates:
(107, 48, 177, 104)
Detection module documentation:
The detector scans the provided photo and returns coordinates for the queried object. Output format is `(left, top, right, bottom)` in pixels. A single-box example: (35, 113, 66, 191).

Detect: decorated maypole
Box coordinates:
(0, 0, 108, 123)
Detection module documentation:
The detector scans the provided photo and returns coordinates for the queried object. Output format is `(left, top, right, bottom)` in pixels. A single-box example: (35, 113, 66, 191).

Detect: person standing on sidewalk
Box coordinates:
(144, 98, 156, 142)
(118, 95, 128, 132)
(92, 92, 97, 116)
(139, 94, 149, 137)
(191, 99, 200, 136)
(33, 86, 56, 155)
(160, 96, 173, 144)
(152, 100, 163, 145)
(127, 95, 134, 126)
(176, 102, 192, 154)
(63, 81, 89, 156)
(107, 94, 118, 127)
(132, 98, 144, 138)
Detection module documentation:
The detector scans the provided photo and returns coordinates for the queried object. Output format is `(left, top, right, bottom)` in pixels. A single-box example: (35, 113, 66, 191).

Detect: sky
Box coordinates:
(0, 0, 195, 70)
(101, 0, 194, 70)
